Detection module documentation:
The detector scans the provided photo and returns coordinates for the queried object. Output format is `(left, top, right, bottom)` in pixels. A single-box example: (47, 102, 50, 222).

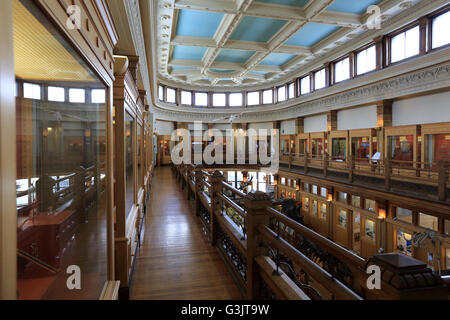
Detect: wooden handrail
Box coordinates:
(221, 181, 246, 198)
(266, 207, 366, 268)
(218, 193, 247, 219)
(258, 224, 362, 300)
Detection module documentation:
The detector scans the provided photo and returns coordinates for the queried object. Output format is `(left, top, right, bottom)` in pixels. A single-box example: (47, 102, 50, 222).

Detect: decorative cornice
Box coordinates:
(153, 52, 450, 123)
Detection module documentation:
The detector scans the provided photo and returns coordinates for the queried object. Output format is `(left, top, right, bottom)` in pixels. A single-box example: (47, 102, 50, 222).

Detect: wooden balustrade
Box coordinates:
(172, 163, 449, 300)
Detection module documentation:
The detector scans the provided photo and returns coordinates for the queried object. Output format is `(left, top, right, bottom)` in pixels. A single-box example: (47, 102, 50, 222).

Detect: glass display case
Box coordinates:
(385, 125, 419, 168)
(422, 123, 450, 170)
(330, 131, 348, 165)
(14, 0, 109, 299)
(125, 112, 134, 218)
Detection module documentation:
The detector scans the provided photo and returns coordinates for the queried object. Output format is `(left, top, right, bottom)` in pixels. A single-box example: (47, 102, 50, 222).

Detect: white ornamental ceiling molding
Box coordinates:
(152, 46, 450, 123)
(153, 0, 444, 92)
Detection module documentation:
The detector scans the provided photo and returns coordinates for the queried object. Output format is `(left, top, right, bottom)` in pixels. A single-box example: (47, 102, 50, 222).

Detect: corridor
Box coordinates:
(130, 167, 242, 300)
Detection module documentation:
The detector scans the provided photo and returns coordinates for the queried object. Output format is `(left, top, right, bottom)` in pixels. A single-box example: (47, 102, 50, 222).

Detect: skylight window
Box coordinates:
(300, 76, 310, 95)
(262, 89, 273, 104)
(432, 10, 450, 49)
(314, 69, 326, 90)
(229, 93, 243, 107)
(334, 57, 350, 83)
(69, 88, 85, 103)
(48, 86, 65, 102)
(356, 45, 376, 75)
(23, 83, 41, 100)
(166, 88, 176, 104)
(181, 91, 192, 105)
(277, 86, 286, 102)
(391, 26, 420, 63)
(195, 92, 208, 107)
(91, 89, 106, 104)
(247, 91, 260, 106)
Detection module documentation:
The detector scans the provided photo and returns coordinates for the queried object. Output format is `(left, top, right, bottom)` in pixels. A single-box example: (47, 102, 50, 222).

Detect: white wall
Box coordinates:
(304, 114, 327, 133)
(155, 120, 174, 135)
(248, 122, 273, 131)
(280, 119, 296, 135)
(392, 91, 450, 126)
(213, 123, 232, 131)
(337, 105, 377, 130)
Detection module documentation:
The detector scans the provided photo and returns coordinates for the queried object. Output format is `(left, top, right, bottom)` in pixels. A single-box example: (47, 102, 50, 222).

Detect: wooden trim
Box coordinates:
(0, 0, 17, 300)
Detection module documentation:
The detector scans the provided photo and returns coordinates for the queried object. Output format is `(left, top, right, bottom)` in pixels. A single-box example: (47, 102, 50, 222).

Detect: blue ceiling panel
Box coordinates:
(326, 0, 382, 14)
(175, 10, 224, 38)
(259, 52, 296, 66)
(250, 70, 269, 75)
(215, 49, 255, 64)
(210, 68, 236, 73)
(230, 16, 288, 43)
(171, 66, 195, 70)
(285, 23, 340, 47)
(172, 45, 207, 61)
(254, 0, 309, 7)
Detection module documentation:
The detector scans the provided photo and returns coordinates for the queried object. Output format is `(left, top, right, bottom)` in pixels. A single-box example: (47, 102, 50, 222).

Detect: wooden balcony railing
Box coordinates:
(172, 163, 449, 300)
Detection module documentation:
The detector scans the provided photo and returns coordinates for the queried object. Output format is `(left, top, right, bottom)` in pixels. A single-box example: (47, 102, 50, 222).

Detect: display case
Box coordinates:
(10, 0, 118, 300)
(113, 56, 146, 298)
(329, 130, 349, 170)
(421, 122, 450, 183)
(308, 132, 327, 168)
(349, 128, 378, 170)
(280, 135, 291, 163)
(385, 125, 420, 170)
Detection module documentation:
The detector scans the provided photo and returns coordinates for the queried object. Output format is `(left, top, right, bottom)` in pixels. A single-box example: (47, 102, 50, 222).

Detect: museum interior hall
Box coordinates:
(0, 0, 449, 301)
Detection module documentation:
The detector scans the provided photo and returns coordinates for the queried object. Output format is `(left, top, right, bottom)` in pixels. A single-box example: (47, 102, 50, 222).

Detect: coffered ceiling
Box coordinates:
(154, 0, 420, 90)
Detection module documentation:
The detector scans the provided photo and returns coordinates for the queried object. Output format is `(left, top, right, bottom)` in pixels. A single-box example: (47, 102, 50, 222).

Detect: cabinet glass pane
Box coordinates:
(14, 0, 107, 299)
(125, 112, 134, 217)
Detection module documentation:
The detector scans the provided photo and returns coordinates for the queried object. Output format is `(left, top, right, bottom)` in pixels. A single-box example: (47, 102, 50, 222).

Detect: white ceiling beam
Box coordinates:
(171, 36, 312, 55)
(174, 0, 237, 13)
(169, 59, 282, 73)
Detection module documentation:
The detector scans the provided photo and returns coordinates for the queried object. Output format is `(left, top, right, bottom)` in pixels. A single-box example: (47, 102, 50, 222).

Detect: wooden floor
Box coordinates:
(130, 166, 243, 300)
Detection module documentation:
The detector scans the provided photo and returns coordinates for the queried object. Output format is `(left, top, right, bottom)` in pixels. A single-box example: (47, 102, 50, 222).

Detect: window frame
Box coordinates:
(69, 87, 86, 104)
(277, 85, 287, 103)
(165, 87, 177, 104)
(355, 43, 377, 77)
(262, 89, 273, 105)
(313, 68, 327, 91)
(299, 74, 311, 95)
(247, 91, 261, 106)
(180, 90, 193, 106)
(229, 92, 243, 107)
(429, 6, 450, 51)
(333, 55, 352, 84)
(212, 92, 227, 108)
(194, 91, 209, 107)
(287, 81, 296, 100)
(387, 22, 421, 65)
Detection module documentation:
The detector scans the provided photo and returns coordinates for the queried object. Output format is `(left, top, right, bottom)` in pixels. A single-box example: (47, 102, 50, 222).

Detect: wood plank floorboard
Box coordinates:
(130, 166, 243, 300)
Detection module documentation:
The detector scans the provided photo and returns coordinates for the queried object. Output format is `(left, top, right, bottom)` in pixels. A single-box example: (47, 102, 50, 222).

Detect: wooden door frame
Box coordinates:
(0, 0, 17, 300)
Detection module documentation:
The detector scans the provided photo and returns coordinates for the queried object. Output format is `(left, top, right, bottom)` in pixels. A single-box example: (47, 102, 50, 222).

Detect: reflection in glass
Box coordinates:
(138, 124, 142, 187)
(365, 220, 376, 241)
(397, 207, 413, 224)
(332, 138, 346, 160)
(388, 135, 413, 166)
(339, 210, 347, 227)
(14, 0, 107, 299)
(352, 137, 370, 161)
(125, 113, 134, 217)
